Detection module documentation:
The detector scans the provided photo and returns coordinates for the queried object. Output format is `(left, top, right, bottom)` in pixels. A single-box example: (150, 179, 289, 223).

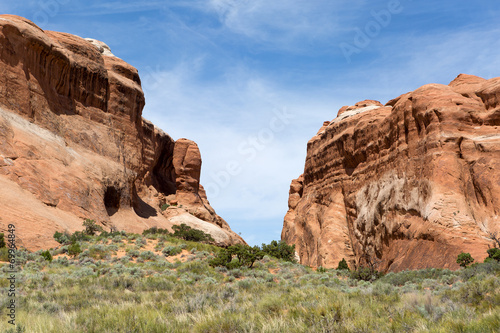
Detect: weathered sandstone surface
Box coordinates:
(0, 15, 244, 250)
(282, 74, 500, 272)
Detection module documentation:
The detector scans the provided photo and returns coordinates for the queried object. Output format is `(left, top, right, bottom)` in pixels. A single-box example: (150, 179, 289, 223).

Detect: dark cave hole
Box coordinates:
(104, 186, 121, 216)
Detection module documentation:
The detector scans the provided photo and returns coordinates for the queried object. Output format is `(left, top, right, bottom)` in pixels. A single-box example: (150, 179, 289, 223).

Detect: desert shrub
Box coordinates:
(0, 233, 6, 248)
(127, 249, 140, 258)
(120, 256, 131, 263)
(460, 261, 500, 281)
(82, 218, 104, 236)
(337, 258, 349, 270)
(142, 226, 171, 236)
(228, 268, 243, 278)
(68, 243, 82, 258)
(486, 248, 500, 262)
(14, 250, 28, 265)
(261, 240, 296, 262)
(70, 231, 91, 243)
(162, 246, 182, 257)
(25, 261, 43, 272)
(127, 234, 139, 241)
(457, 252, 474, 268)
(111, 235, 124, 243)
(98, 230, 127, 241)
(53, 256, 70, 266)
(380, 268, 455, 286)
(78, 250, 90, 260)
(88, 244, 109, 260)
(350, 266, 383, 282)
(209, 244, 264, 269)
(317, 266, 328, 273)
(53, 231, 71, 245)
(72, 267, 95, 278)
(161, 203, 170, 211)
(135, 237, 147, 248)
(40, 250, 52, 262)
(202, 277, 217, 284)
(139, 251, 158, 261)
(0, 247, 9, 262)
(172, 223, 214, 243)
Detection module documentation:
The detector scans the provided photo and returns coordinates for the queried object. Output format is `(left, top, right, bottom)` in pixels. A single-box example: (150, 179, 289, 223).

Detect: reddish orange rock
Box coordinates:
(0, 15, 244, 249)
(282, 74, 500, 272)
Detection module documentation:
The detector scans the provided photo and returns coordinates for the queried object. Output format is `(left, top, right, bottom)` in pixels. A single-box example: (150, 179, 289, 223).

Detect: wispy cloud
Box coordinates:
(199, 0, 366, 51)
(141, 59, 340, 242)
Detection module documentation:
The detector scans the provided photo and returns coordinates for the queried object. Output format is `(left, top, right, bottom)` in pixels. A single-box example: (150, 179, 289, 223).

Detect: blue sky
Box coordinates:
(3, 0, 500, 245)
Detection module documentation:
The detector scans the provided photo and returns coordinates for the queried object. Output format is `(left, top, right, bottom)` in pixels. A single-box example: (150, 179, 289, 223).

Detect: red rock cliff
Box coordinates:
(0, 15, 244, 249)
(282, 74, 500, 272)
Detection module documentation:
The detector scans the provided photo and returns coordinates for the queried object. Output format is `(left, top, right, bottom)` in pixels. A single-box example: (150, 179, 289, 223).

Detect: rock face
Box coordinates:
(282, 74, 500, 272)
(0, 15, 244, 250)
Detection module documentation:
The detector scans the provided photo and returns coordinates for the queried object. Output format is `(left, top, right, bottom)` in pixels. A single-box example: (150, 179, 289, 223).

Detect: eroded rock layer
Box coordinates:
(0, 15, 244, 249)
(282, 74, 500, 272)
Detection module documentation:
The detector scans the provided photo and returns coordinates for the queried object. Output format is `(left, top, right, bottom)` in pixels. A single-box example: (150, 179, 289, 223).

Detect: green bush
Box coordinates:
(127, 249, 140, 258)
(486, 248, 500, 262)
(88, 245, 109, 260)
(135, 237, 147, 248)
(261, 240, 296, 262)
(139, 251, 158, 261)
(337, 258, 349, 270)
(53, 231, 71, 245)
(209, 244, 264, 269)
(82, 219, 104, 236)
(317, 266, 328, 273)
(40, 250, 53, 262)
(68, 243, 82, 258)
(162, 246, 182, 257)
(70, 231, 91, 243)
(142, 227, 170, 236)
(350, 266, 383, 282)
(0, 247, 9, 262)
(98, 230, 127, 240)
(172, 224, 214, 243)
(457, 252, 474, 268)
(160, 204, 170, 211)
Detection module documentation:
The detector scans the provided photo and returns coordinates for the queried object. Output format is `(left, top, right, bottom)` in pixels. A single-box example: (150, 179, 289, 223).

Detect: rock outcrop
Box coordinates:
(0, 15, 244, 250)
(282, 74, 500, 272)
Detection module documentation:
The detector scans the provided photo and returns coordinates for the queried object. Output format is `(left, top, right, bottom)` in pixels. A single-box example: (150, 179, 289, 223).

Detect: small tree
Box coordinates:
(68, 243, 82, 258)
(337, 258, 349, 270)
(261, 240, 296, 262)
(487, 232, 500, 248)
(209, 248, 234, 268)
(40, 250, 53, 262)
(210, 244, 265, 269)
(457, 252, 474, 268)
(172, 224, 214, 243)
(485, 248, 500, 262)
(0, 233, 5, 248)
(83, 219, 104, 236)
(54, 231, 71, 245)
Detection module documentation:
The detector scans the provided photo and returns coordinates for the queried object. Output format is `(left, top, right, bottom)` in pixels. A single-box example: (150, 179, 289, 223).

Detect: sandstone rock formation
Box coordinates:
(0, 15, 244, 250)
(282, 74, 500, 272)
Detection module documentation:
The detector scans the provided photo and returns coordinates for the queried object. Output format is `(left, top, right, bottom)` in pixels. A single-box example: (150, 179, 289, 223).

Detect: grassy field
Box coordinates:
(1, 232, 499, 333)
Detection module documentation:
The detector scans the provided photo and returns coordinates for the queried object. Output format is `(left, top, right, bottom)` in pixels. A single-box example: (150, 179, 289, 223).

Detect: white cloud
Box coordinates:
(141, 59, 341, 243)
(204, 0, 362, 49)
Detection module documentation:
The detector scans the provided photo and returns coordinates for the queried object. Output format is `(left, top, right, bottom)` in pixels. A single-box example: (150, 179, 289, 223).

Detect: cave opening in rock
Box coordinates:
(104, 186, 120, 216)
(152, 149, 177, 195)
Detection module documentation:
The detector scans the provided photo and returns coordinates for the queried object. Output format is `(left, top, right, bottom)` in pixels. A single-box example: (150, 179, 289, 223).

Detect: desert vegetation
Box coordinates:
(0, 225, 499, 332)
